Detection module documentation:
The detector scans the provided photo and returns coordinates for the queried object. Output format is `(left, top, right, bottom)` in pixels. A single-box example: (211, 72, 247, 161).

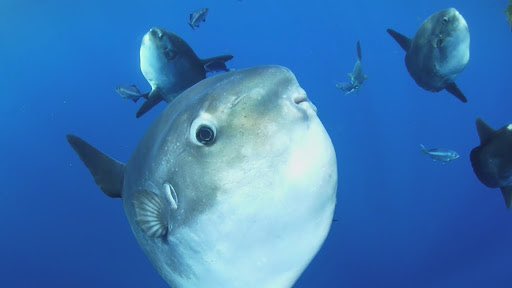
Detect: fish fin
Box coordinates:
(386, 29, 411, 51)
(356, 41, 362, 61)
(136, 89, 164, 118)
(419, 144, 428, 153)
(202, 55, 234, 72)
(134, 191, 169, 238)
(66, 135, 124, 198)
(445, 82, 467, 103)
(501, 186, 512, 209)
(475, 118, 495, 144)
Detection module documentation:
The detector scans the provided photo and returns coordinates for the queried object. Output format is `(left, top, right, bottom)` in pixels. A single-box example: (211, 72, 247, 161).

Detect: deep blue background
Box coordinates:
(1, 0, 512, 287)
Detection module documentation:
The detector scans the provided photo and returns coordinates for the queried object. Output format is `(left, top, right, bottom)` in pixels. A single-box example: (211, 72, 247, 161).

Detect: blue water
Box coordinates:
(1, 0, 512, 287)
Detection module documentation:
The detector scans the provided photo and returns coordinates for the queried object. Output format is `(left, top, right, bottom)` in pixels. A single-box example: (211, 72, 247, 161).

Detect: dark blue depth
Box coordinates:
(1, 0, 511, 287)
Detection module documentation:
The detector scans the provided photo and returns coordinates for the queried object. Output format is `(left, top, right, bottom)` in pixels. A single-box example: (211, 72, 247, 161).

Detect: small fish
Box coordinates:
(420, 144, 460, 163)
(115, 85, 147, 103)
(336, 41, 368, 94)
(506, 1, 512, 31)
(189, 8, 208, 30)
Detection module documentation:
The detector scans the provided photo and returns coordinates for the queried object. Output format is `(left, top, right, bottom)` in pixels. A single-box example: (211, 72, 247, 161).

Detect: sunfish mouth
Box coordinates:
(149, 28, 164, 39)
(292, 90, 318, 114)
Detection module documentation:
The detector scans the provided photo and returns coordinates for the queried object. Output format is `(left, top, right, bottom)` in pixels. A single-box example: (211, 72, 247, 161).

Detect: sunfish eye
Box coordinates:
(196, 125, 215, 146)
(163, 47, 177, 61)
(442, 17, 448, 24)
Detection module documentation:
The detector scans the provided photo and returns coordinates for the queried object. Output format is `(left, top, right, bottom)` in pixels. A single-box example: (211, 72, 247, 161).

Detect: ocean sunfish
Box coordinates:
(117, 28, 233, 118)
(336, 41, 367, 94)
(470, 118, 512, 209)
(68, 66, 338, 287)
(420, 144, 459, 163)
(387, 8, 470, 103)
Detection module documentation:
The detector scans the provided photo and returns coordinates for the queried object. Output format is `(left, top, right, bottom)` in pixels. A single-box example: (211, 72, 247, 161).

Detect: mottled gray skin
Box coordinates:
(73, 66, 338, 287)
(420, 144, 459, 163)
(405, 8, 469, 92)
(471, 119, 512, 208)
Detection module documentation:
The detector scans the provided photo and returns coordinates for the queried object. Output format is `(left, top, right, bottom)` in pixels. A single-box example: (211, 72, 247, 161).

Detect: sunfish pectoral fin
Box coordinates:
(66, 134, 124, 198)
(445, 82, 467, 103)
(500, 186, 512, 209)
(202, 55, 234, 72)
(134, 185, 178, 239)
(136, 89, 164, 118)
(475, 118, 495, 144)
(386, 28, 411, 51)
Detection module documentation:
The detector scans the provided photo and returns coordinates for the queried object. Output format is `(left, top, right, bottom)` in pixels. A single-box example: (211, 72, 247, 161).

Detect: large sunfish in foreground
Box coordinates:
(387, 8, 470, 102)
(68, 66, 338, 287)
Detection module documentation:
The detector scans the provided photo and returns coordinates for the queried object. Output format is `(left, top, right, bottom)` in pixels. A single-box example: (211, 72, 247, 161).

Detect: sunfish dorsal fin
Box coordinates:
(386, 29, 411, 51)
(476, 118, 495, 144)
(66, 134, 124, 198)
(501, 186, 512, 209)
(356, 41, 362, 61)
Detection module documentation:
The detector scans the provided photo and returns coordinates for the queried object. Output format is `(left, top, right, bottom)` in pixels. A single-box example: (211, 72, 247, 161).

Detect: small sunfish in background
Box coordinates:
(506, 1, 512, 30)
(116, 28, 233, 118)
(470, 118, 512, 209)
(420, 144, 460, 163)
(115, 85, 146, 103)
(336, 41, 368, 94)
(189, 8, 208, 30)
(387, 8, 470, 103)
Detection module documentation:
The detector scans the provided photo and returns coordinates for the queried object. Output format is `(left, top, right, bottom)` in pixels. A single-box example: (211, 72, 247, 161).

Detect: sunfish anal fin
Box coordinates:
(386, 29, 411, 51)
(475, 118, 495, 144)
(134, 183, 178, 239)
(136, 89, 164, 118)
(66, 134, 124, 198)
(445, 82, 467, 103)
(501, 186, 512, 209)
